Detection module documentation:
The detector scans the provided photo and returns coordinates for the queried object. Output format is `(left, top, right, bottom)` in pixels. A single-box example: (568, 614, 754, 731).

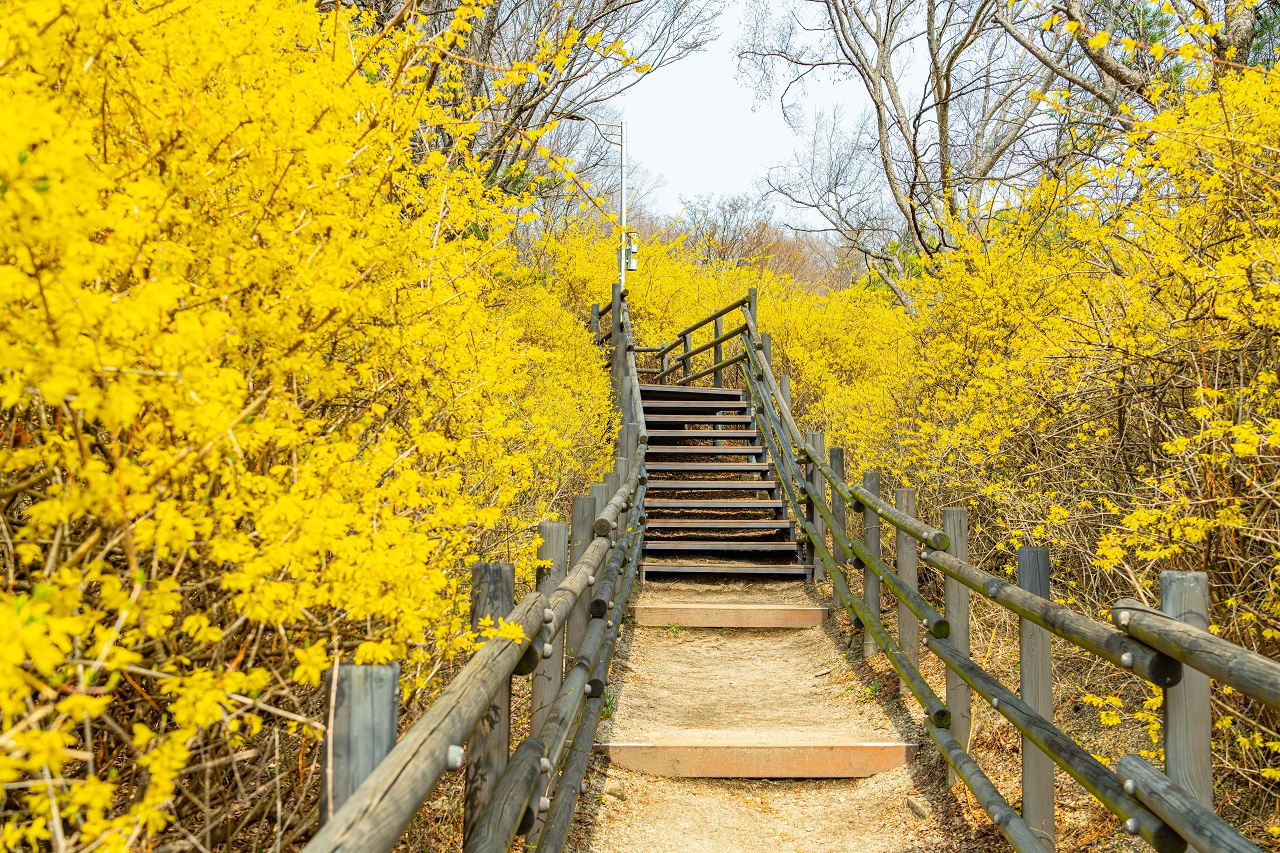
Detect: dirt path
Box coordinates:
(563, 578, 1002, 853)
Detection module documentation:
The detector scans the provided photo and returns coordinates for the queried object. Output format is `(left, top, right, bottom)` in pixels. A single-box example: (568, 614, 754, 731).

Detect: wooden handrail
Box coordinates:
(925, 635, 1183, 852)
(673, 350, 747, 385)
(732, 286, 1269, 853)
(737, 306, 951, 550)
(652, 323, 746, 381)
(652, 295, 752, 360)
(1111, 599, 1280, 710)
(921, 549, 1180, 687)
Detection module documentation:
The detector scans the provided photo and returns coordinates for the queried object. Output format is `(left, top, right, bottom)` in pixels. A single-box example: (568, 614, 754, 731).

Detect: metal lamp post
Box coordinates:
(554, 114, 633, 290)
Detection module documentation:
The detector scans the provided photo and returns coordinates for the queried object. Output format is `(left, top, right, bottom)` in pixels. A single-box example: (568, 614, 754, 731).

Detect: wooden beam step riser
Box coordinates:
(646, 463, 772, 472)
(645, 481, 778, 490)
(642, 401, 751, 411)
(631, 603, 828, 628)
(596, 743, 918, 778)
(650, 517, 788, 525)
(645, 416, 755, 425)
(639, 564, 810, 576)
(645, 499, 783, 504)
(639, 388, 746, 402)
(643, 542, 799, 552)
(647, 431, 760, 442)
(645, 445, 762, 450)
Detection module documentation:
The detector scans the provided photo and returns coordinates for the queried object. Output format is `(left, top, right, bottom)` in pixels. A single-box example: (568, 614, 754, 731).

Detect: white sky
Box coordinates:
(615, 1, 848, 217)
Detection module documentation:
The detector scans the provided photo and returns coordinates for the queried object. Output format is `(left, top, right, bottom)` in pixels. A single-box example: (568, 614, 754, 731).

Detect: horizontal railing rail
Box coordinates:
(728, 291, 1271, 853)
(304, 287, 649, 853)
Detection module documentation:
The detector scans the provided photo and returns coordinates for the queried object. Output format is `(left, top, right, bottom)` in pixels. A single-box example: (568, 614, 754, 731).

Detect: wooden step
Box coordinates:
(639, 562, 810, 576)
(647, 430, 760, 441)
(644, 541, 798, 552)
(645, 463, 772, 473)
(645, 415, 754, 425)
(631, 603, 827, 628)
(645, 480, 777, 490)
(642, 400, 751, 412)
(643, 446, 763, 456)
(596, 741, 917, 778)
(640, 385, 745, 400)
(644, 499, 785, 510)
(644, 519, 792, 530)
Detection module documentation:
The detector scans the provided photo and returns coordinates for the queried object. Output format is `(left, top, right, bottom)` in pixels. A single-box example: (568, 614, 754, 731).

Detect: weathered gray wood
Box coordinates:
(465, 563, 515, 843)
(531, 524, 568, 736)
(528, 522, 568, 849)
(1111, 599, 1276, 707)
(943, 507, 970, 788)
(796, 476, 948, 637)
(713, 316, 724, 387)
(1161, 570, 1212, 851)
(896, 488, 919, 698)
(565, 496, 595, 666)
(681, 332, 692, 379)
(831, 449, 848, 579)
(806, 433, 826, 583)
(593, 455, 644, 536)
(539, 535, 643, 853)
(780, 375, 791, 411)
(320, 664, 399, 826)
(927, 724, 1046, 853)
(673, 351, 749, 386)
(463, 737, 545, 853)
(1017, 545, 1055, 852)
(821, 536, 950, 728)
(652, 294, 753, 361)
(924, 635, 1183, 853)
(303, 591, 546, 853)
(1118, 755, 1262, 853)
(925, 549, 1179, 687)
(761, 331, 772, 367)
(738, 308, 950, 551)
(863, 470, 881, 659)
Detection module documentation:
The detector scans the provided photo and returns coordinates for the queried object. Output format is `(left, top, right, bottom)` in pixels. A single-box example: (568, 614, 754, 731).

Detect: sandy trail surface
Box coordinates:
(564, 579, 1002, 853)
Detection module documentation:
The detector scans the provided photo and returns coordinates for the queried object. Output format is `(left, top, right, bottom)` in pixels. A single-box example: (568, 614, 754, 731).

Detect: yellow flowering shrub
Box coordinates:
(539, 66, 1280, 831)
(0, 0, 615, 846)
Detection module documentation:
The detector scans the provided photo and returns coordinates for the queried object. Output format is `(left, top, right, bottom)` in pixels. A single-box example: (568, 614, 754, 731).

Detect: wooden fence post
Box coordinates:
(531, 523, 569, 734)
(779, 375, 791, 411)
(619, 423, 638, 463)
(942, 507, 971, 788)
(610, 284, 622, 399)
(713, 316, 724, 388)
(896, 488, 918, 698)
(831, 448, 848, 587)
(590, 304, 600, 337)
(529, 522, 568, 848)
(1162, 569, 1213, 850)
(320, 663, 399, 826)
(464, 562, 514, 843)
(761, 332, 772, 368)
(805, 433, 826, 583)
(566, 496, 594, 663)
(862, 470, 881, 659)
(591, 482, 615, 612)
(681, 332, 692, 380)
(1018, 545, 1055, 852)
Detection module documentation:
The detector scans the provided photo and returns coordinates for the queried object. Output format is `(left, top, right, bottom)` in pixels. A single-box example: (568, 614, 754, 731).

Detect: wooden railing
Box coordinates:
(301, 286, 648, 853)
(696, 292, 1280, 853)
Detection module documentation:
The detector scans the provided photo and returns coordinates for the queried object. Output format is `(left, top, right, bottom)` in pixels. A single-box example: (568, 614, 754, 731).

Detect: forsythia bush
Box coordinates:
(538, 66, 1280, 836)
(0, 0, 614, 847)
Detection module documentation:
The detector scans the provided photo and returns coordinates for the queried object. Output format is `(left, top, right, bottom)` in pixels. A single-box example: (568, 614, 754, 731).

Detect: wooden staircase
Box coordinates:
(638, 383, 812, 580)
